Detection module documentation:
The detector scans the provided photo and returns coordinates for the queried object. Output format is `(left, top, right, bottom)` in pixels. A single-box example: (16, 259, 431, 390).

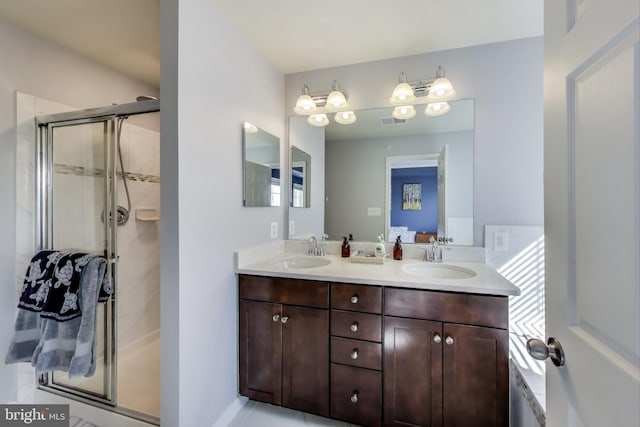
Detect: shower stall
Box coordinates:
(33, 99, 160, 424)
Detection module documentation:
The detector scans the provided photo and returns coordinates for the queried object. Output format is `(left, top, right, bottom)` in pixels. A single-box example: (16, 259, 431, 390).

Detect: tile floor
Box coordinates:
(228, 400, 358, 427)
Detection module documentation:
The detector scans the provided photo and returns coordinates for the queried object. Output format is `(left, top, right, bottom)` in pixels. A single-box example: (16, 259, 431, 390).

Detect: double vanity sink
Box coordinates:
(236, 243, 519, 427)
(245, 251, 518, 296)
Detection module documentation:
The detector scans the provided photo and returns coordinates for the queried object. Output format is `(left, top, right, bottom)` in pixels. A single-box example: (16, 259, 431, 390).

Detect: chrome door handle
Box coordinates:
(350, 322, 359, 332)
(280, 316, 289, 324)
(350, 295, 359, 304)
(350, 349, 359, 359)
(272, 314, 280, 322)
(445, 336, 454, 345)
(433, 334, 442, 344)
(527, 337, 565, 367)
(350, 391, 359, 403)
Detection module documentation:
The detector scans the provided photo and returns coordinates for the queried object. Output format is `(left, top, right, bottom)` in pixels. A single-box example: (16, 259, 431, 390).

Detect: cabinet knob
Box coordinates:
(350, 322, 359, 332)
(281, 316, 289, 324)
(350, 295, 359, 304)
(350, 349, 359, 360)
(272, 314, 280, 322)
(445, 336, 454, 345)
(350, 391, 359, 403)
(433, 334, 442, 344)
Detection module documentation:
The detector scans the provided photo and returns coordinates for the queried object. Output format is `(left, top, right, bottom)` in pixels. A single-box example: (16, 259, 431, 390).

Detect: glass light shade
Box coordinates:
(308, 113, 329, 127)
(392, 106, 416, 120)
(389, 82, 416, 105)
(294, 94, 317, 114)
(243, 122, 258, 133)
(425, 102, 451, 116)
(427, 77, 456, 100)
(334, 111, 357, 125)
(325, 90, 348, 112)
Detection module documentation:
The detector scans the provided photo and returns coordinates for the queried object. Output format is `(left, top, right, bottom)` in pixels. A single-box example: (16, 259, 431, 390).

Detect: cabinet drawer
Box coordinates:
(331, 337, 381, 370)
(384, 287, 508, 329)
(331, 364, 381, 427)
(331, 310, 381, 342)
(331, 283, 382, 313)
(239, 275, 329, 308)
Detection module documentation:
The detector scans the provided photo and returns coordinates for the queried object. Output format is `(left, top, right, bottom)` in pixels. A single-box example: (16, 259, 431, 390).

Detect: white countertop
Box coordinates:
(237, 250, 520, 297)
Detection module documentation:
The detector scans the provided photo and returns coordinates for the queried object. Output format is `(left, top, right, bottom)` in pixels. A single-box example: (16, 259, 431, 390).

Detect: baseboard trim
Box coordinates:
(211, 396, 248, 427)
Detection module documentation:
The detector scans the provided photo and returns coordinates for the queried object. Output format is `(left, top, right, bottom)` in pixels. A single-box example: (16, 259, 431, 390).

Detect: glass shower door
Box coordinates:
(38, 118, 117, 405)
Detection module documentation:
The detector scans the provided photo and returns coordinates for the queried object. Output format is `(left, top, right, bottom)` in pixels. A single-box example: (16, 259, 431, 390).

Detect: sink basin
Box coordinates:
(271, 256, 332, 269)
(401, 263, 477, 280)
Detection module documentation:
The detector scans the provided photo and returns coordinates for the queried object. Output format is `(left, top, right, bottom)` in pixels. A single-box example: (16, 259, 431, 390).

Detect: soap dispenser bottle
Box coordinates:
(341, 236, 350, 258)
(393, 236, 403, 260)
(375, 235, 386, 258)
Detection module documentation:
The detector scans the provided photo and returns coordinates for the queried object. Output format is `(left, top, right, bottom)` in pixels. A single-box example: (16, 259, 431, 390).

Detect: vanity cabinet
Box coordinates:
(383, 287, 509, 427)
(238, 274, 510, 427)
(238, 275, 330, 417)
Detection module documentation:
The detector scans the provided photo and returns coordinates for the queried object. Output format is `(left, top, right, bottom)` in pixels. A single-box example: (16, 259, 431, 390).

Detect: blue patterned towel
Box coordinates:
(5, 251, 112, 377)
(19, 251, 111, 322)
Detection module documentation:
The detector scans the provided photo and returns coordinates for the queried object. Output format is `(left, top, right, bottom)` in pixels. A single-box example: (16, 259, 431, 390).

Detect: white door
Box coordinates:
(543, 0, 639, 425)
(437, 144, 448, 239)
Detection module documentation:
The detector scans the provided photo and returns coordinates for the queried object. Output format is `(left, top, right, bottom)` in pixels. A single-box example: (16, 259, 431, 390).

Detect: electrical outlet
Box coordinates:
(289, 220, 295, 235)
(494, 231, 509, 251)
(270, 222, 278, 239)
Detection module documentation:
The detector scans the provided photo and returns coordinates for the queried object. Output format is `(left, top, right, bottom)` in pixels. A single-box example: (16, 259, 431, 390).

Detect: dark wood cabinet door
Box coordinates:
(281, 305, 330, 417)
(383, 316, 443, 427)
(239, 300, 282, 405)
(442, 324, 509, 427)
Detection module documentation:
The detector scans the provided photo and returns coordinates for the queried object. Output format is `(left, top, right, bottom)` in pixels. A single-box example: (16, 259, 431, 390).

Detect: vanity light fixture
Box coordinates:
(325, 81, 349, 112)
(294, 85, 318, 114)
(295, 81, 356, 126)
(392, 105, 416, 120)
(388, 66, 456, 118)
(425, 102, 451, 116)
(427, 66, 456, 101)
(334, 110, 357, 125)
(389, 72, 416, 105)
(308, 113, 330, 127)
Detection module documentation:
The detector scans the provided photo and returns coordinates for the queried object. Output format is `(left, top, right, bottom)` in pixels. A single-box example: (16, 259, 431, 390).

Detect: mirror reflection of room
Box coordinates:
(242, 122, 281, 207)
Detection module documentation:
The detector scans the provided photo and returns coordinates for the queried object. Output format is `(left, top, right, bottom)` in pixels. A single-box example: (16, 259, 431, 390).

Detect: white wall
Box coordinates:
(0, 17, 158, 404)
(162, 0, 285, 425)
(285, 37, 544, 246)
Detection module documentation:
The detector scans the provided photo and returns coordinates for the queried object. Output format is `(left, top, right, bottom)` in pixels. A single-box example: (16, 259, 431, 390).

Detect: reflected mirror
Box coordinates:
(288, 99, 474, 243)
(243, 122, 281, 207)
(291, 145, 311, 208)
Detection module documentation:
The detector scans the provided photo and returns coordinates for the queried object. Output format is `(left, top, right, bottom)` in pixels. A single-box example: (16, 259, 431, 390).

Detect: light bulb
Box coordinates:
(427, 77, 456, 101)
(392, 105, 416, 120)
(307, 113, 329, 127)
(425, 102, 451, 116)
(390, 82, 415, 105)
(294, 94, 317, 114)
(334, 111, 357, 125)
(325, 90, 348, 112)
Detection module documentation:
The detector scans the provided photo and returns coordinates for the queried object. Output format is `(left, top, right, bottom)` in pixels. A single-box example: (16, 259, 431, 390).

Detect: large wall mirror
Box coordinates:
(243, 122, 281, 207)
(288, 99, 474, 243)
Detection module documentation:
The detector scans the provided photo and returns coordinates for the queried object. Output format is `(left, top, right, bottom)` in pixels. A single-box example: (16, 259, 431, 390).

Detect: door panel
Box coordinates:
(383, 316, 442, 427)
(544, 0, 640, 425)
(239, 300, 282, 405)
(44, 119, 115, 403)
(442, 324, 508, 427)
(281, 305, 329, 416)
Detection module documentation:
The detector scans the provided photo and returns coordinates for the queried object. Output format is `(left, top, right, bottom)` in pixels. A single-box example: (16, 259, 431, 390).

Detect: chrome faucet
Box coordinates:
(424, 236, 444, 262)
(307, 234, 327, 256)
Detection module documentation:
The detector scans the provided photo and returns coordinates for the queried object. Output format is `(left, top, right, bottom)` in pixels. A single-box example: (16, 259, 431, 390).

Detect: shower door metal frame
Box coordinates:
(34, 99, 160, 425)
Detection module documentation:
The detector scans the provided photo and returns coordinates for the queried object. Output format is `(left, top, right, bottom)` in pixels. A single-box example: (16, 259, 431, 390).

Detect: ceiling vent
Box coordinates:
(379, 116, 407, 126)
